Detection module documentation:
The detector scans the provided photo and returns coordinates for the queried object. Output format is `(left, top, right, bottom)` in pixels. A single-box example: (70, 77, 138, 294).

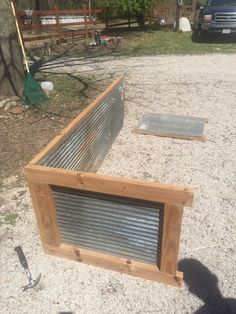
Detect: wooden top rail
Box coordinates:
(17, 9, 102, 16)
(153, 4, 193, 9)
(25, 165, 193, 207)
(23, 30, 88, 42)
(20, 21, 100, 31)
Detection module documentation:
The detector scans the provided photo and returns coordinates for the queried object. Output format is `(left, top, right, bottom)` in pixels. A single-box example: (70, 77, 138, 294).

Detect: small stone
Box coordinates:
(9, 96, 21, 101)
(9, 106, 25, 115)
(0, 115, 8, 119)
(4, 100, 18, 111)
(0, 99, 10, 109)
(33, 55, 41, 61)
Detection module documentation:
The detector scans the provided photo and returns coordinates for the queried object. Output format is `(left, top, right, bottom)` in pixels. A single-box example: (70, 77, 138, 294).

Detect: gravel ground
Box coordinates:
(0, 54, 236, 314)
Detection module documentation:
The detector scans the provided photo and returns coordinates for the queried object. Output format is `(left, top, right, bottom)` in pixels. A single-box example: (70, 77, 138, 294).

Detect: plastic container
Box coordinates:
(40, 81, 54, 91)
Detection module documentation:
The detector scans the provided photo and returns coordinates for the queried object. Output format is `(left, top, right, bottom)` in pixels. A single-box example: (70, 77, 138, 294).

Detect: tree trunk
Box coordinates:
(0, 1, 25, 97)
(35, 0, 40, 10)
(136, 12, 146, 31)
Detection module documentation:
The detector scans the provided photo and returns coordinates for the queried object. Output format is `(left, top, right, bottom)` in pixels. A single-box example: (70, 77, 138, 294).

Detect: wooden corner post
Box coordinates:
(160, 204, 183, 275)
(27, 179, 61, 248)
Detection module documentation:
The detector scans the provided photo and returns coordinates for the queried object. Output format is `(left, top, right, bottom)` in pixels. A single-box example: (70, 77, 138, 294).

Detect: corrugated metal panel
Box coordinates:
(40, 80, 125, 172)
(52, 186, 164, 266)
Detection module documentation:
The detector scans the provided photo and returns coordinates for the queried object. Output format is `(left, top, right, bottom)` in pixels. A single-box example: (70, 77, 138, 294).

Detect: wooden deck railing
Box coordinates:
(17, 5, 103, 43)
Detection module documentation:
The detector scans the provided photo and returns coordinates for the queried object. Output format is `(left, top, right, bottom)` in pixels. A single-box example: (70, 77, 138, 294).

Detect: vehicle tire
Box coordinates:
(199, 30, 208, 41)
(192, 29, 200, 42)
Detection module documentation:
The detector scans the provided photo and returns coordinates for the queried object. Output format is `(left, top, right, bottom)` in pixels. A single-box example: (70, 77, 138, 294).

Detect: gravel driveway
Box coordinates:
(0, 54, 236, 314)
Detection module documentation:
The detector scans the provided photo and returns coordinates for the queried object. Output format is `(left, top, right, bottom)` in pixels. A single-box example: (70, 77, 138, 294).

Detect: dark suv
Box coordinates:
(194, 0, 236, 36)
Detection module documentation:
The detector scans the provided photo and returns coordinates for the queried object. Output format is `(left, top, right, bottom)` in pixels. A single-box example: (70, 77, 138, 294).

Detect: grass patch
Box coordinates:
(28, 73, 109, 119)
(27, 29, 236, 63)
(118, 30, 236, 56)
(0, 212, 19, 226)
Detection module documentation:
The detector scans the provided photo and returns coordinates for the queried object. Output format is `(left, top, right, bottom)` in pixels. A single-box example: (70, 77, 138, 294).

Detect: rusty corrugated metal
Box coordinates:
(40, 79, 125, 172)
(53, 186, 164, 265)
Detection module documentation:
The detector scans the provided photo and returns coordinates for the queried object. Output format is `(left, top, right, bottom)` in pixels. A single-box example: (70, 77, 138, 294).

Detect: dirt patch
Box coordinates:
(0, 73, 112, 183)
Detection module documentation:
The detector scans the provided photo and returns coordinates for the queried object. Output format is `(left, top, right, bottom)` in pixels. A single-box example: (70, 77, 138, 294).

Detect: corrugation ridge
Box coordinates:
(60, 229, 157, 253)
(51, 97, 115, 168)
(53, 187, 163, 209)
(63, 109, 115, 171)
(54, 191, 162, 213)
(60, 231, 158, 257)
(53, 187, 163, 265)
(46, 98, 112, 165)
(58, 218, 159, 244)
(61, 236, 159, 264)
(56, 207, 159, 229)
(58, 219, 158, 243)
(56, 203, 160, 222)
(43, 83, 123, 167)
(41, 80, 124, 172)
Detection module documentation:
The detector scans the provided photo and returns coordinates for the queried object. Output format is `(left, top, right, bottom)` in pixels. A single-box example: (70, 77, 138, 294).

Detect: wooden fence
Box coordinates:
(25, 77, 193, 287)
(150, 4, 195, 26)
(17, 3, 195, 43)
(17, 5, 103, 43)
(105, 19, 138, 30)
(105, 4, 195, 31)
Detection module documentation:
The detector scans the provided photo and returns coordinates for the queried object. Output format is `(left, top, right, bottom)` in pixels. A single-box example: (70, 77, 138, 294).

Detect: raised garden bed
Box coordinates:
(25, 76, 193, 287)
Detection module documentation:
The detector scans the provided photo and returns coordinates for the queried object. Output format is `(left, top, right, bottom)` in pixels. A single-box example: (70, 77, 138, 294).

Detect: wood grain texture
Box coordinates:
(27, 180, 61, 247)
(25, 165, 193, 207)
(133, 129, 206, 142)
(43, 243, 183, 287)
(29, 76, 124, 165)
(160, 204, 183, 274)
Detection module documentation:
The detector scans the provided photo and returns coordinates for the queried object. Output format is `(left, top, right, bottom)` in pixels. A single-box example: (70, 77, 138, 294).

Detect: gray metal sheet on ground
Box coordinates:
(135, 114, 206, 140)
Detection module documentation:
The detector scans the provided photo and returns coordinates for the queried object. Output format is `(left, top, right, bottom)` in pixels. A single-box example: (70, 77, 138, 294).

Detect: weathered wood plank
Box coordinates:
(27, 180, 61, 247)
(43, 243, 183, 287)
(160, 204, 183, 274)
(25, 165, 193, 207)
(133, 129, 206, 142)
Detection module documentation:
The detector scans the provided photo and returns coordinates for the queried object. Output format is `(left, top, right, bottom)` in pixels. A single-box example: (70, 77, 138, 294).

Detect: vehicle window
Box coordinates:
(207, 0, 236, 5)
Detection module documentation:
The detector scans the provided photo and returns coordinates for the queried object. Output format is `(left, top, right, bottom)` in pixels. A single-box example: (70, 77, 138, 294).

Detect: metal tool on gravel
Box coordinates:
(14, 246, 41, 291)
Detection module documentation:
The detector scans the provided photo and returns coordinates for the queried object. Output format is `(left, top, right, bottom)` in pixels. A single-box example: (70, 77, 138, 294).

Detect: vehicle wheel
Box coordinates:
(192, 30, 200, 42)
(199, 30, 208, 41)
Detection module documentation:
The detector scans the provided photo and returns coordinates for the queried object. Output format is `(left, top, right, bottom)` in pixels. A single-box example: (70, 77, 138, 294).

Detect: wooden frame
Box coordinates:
(25, 77, 193, 287)
(133, 128, 206, 142)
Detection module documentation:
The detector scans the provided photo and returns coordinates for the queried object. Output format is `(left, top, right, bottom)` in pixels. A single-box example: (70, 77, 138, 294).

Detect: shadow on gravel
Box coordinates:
(192, 31, 236, 44)
(179, 258, 236, 314)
